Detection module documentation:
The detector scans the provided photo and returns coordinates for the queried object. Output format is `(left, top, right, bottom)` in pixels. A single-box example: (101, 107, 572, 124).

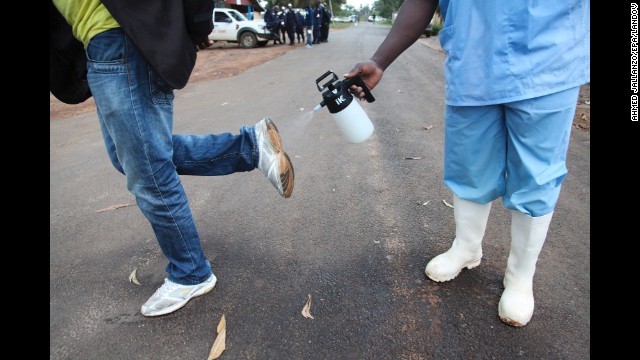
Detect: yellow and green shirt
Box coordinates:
(52, 0, 120, 48)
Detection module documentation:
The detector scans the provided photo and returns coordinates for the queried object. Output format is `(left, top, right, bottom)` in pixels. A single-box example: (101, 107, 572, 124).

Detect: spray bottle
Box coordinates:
(313, 70, 375, 144)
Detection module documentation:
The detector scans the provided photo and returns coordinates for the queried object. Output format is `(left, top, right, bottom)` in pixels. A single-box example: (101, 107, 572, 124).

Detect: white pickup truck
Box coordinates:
(208, 8, 278, 48)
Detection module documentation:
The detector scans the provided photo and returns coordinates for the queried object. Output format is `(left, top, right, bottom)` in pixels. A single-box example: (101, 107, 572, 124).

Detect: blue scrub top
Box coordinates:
(438, 0, 590, 106)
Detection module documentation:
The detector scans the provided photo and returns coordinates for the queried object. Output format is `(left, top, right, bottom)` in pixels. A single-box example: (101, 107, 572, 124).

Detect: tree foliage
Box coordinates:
(367, 0, 441, 24)
(372, 0, 403, 19)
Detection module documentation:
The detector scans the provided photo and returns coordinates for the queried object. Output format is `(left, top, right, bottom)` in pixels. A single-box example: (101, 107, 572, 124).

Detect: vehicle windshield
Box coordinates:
(228, 10, 247, 21)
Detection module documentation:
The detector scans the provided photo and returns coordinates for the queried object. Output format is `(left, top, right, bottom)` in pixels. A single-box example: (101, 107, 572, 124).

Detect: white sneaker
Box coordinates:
(305, 44, 312, 48)
(141, 274, 216, 317)
(255, 118, 295, 198)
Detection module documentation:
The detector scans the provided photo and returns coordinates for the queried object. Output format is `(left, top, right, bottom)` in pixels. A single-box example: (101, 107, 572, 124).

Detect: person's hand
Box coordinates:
(343, 60, 384, 100)
(192, 35, 213, 51)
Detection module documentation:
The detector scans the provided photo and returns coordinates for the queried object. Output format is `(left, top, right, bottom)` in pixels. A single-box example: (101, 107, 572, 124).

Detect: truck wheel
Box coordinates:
(240, 32, 257, 48)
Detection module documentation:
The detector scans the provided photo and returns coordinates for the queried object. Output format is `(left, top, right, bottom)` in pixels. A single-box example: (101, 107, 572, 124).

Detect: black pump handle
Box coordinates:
(315, 70, 376, 103)
(316, 70, 339, 91)
(342, 76, 376, 103)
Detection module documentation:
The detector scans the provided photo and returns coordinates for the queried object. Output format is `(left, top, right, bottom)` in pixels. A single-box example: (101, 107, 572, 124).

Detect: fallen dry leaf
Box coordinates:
(442, 199, 454, 208)
(128, 267, 141, 285)
(208, 314, 226, 360)
(424, 125, 433, 130)
(298, 107, 304, 111)
(404, 157, 422, 160)
(397, 89, 403, 93)
(422, 200, 431, 206)
(301, 294, 314, 319)
(221, 102, 228, 106)
(95, 203, 135, 213)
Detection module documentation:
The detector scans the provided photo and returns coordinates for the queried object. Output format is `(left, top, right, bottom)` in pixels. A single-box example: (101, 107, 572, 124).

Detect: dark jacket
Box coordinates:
(296, 12, 304, 30)
(50, 0, 91, 104)
(304, 6, 315, 28)
(313, 6, 322, 29)
(322, 9, 331, 26)
(285, 10, 297, 30)
(50, 0, 213, 104)
(100, 0, 214, 89)
(264, 7, 279, 30)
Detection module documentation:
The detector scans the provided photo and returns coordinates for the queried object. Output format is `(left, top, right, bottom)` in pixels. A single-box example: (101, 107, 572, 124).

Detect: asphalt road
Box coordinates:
(50, 22, 590, 359)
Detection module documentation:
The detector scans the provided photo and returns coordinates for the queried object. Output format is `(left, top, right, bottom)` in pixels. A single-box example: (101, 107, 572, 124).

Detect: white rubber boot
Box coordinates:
(498, 210, 553, 327)
(425, 195, 492, 282)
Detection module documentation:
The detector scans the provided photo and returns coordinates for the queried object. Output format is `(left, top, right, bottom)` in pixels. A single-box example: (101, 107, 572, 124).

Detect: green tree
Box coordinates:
(372, 0, 402, 19)
(369, 0, 441, 24)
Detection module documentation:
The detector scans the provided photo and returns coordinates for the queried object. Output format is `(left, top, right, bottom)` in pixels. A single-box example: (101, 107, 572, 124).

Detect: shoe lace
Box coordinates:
(155, 279, 180, 296)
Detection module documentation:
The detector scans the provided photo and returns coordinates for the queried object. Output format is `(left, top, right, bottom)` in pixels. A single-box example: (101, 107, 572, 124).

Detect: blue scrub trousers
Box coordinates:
(443, 86, 580, 217)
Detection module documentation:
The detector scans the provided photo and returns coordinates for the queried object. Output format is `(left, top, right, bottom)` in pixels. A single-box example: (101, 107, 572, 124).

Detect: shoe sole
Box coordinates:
(264, 119, 295, 198)
(142, 278, 217, 317)
(425, 258, 481, 282)
(499, 315, 527, 327)
(280, 152, 294, 198)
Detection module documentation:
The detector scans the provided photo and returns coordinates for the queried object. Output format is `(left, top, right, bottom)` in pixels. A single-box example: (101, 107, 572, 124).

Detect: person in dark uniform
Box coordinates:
(264, 5, 283, 44)
(278, 8, 287, 45)
(295, 9, 305, 44)
(320, 3, 331, 42)
(284, 3, 297, 45)
(312, 0, 322, 44)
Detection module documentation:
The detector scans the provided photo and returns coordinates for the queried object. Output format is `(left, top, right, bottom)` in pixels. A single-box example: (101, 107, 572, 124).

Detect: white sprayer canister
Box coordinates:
(331, 99, 374, 143)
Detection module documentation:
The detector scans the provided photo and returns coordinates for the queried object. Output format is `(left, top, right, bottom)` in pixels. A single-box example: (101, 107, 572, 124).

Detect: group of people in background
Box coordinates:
(264, 1, 331, 48)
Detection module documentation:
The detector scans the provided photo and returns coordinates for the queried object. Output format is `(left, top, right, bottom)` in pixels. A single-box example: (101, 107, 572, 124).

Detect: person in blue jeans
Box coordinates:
(346, 0, 589, 327)
(304, 2, 315, 48)
(51, 0, 295, 317)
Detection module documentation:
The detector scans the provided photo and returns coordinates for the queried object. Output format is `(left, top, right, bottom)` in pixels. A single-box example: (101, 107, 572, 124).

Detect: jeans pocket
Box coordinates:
(149, 67, 175, 104)
(86, 29, 127, 74)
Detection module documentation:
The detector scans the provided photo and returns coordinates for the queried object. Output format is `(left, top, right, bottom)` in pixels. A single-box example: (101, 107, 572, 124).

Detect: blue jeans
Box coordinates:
(306, 28, 312, 45)
(86, 28, 260, 285)
(443, 86, 579, 217)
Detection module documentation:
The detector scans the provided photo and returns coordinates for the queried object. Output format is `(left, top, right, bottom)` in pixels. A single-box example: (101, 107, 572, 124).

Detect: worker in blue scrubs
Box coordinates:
(345, 0, 589, 327)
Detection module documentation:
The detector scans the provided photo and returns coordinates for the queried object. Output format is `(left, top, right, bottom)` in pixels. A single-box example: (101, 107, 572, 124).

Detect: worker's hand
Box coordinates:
(192, 35, 213, 51)
(343, 60, 384, 100)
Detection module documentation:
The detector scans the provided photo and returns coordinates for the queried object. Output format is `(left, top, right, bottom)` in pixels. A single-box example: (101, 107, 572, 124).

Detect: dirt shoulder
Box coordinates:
(49, 41, 298, 121)
(49, 38, 589, 133)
